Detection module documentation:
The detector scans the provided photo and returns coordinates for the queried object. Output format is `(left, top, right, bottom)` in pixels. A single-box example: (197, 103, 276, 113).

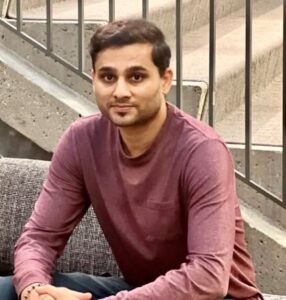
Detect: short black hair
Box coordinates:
(89, 19, 171, 77)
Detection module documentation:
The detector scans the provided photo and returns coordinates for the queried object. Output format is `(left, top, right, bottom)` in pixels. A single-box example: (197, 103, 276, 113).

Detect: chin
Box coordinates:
(109, 114, 137, 127)
(111, 120, 137, 127)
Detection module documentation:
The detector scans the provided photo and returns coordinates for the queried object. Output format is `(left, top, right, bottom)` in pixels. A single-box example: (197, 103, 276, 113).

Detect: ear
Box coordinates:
(161, 68, 173, 95)
(91, 69, 96, 80)
(91, 69, 96, 93)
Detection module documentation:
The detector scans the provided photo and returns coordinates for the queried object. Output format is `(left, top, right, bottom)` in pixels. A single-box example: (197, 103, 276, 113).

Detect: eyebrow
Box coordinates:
(126, 66, 148, 73)
(97, 67, 116, 73)
(97, 66, 148, 73)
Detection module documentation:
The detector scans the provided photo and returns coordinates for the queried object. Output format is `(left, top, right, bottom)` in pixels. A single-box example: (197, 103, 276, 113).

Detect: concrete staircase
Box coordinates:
(1, 0, 283, 154)
(1, 0, 286, 293)
(0, 42, 98, 153)
(2, 0, 282, 117)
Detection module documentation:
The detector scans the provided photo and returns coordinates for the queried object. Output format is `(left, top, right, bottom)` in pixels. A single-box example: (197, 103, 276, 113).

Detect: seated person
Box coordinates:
(0, 19, 263, 300)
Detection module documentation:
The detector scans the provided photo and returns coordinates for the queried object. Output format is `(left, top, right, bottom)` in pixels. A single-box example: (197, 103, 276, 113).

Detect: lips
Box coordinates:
(109, 103, 134, 113)
(111, 106, 133, 113)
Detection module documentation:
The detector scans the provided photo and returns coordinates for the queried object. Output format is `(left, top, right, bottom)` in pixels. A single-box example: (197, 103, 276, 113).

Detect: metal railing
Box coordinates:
(0, 0, 285, 208)
(234, 0, 285, 209)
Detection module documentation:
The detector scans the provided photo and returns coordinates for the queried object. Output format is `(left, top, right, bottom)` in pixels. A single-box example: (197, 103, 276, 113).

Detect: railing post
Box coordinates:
(283, 0, 286, 206)
(16, 0, 22, 32)
(209, 0, 216, 127)
(245, 0, 252, 181)
(46, 0, 53, 53)
(109, 0, 115, 22)
(78, 0, 84, 72)
(142, 0, 149, 20)
(176, 0, 182, 109)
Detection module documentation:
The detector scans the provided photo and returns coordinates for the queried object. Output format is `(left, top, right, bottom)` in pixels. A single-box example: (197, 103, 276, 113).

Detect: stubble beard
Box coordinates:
(107, 103, 162, 128)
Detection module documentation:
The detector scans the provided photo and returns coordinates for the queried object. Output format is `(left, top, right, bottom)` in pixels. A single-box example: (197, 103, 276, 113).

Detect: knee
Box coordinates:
(0, 276, 18, 300)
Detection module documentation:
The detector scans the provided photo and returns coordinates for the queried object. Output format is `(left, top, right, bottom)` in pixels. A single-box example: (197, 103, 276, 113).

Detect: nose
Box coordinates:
(113, 78, 131, 100)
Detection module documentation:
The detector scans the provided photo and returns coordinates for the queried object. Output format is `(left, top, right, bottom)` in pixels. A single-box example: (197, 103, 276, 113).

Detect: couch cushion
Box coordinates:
(0, 157, 120, 276)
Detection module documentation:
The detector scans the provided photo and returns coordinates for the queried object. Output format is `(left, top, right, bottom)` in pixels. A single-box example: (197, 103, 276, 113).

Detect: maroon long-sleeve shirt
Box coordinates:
(14, 103, 262, 299)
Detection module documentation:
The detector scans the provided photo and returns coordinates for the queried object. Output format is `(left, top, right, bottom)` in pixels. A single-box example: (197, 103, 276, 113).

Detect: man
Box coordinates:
(1, 19, 262, 299)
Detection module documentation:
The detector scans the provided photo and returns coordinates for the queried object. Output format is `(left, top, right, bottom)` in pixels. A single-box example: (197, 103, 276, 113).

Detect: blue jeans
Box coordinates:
(0, 272, 135, 300)
(0, 273, 236, 299)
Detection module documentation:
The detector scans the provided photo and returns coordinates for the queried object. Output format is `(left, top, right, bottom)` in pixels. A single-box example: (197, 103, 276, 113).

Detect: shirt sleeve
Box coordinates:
(102, 139, 236, 300)
(13, 125, 89, 296)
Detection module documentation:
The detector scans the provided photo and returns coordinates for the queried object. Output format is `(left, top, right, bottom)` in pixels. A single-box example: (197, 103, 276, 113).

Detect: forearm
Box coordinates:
(103, 257, 230, 300)
(13, 239, 53, 295)
(13, 264, 52, 297)
(13, 217, 65, 295)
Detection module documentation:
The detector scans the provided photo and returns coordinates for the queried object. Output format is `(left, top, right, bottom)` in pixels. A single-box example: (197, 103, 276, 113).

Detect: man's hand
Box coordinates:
(21, 283, 54, 300)
(29, 290, 54, 300)
(35, 285, 92, 300)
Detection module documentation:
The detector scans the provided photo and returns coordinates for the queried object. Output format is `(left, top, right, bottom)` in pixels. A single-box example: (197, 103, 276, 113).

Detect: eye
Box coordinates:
(130, 73, 145, 82)
(99, 73, 116, 83)
(104, 74, 115, 82)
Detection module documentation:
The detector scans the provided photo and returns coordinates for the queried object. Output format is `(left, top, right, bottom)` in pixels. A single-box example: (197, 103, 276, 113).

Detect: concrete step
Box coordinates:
(0, 43, 98, 153)
(218, 73, 282, 200)
(7, 0, 66, 14)
(216, 73, 282, 146)
(176, 0, 282, 122)
(8, 0, 260, 37)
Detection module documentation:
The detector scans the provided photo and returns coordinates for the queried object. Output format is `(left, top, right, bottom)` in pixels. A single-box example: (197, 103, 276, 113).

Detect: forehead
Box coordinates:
(94, 43, 156, 71)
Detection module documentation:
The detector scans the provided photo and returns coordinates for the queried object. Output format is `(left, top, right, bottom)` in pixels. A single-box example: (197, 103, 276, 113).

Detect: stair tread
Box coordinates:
(8, 0, 283, 83)
(216, 74, 282, 146)
(170, 0, 282, 81)
(15, 0, 174, 20)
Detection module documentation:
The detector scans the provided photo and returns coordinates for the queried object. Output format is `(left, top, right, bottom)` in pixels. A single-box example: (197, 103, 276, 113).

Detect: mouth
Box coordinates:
(109, 104, 134, 113)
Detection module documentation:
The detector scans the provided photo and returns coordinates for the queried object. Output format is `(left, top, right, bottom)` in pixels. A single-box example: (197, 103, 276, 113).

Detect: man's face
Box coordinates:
(92, 43, 172, 128)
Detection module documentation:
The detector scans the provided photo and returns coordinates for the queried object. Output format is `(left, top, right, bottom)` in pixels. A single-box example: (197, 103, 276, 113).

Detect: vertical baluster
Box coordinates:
(78, 0, 84, 72)
(176, 0, 182, 109)
(46, 0, 53, 54)
(283, 0, 286, 206)
(245, 0, 253, 180)
(209, 0, 216, 127)
(109, 0, 115, 22)
(16, 0, 22, 32)
(142, 0, 149, 20)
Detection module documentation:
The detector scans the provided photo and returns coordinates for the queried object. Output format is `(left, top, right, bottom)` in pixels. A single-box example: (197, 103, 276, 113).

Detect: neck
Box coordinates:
(119, 102, 167, 157)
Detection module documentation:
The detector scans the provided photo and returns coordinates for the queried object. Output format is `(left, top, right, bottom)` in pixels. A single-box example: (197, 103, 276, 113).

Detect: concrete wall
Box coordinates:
(0, 59, 79, 153)
(230, 145, 286, 229)
(242, 203, 286, 294)
(0, 119, 52, 160)
(231, 145, 282, 198)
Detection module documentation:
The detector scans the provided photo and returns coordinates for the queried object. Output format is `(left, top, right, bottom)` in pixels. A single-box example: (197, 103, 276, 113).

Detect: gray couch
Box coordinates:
(1, 156, 285, 300)
(0, 156, 120, 277)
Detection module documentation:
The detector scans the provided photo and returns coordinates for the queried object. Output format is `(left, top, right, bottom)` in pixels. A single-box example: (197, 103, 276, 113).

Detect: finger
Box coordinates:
(36, 285, 92, 299)
(39, 295, 55, 300)
(69, 290, 92, 299)
(35, 285, 58, 296)
(27, 290, 40, 300)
